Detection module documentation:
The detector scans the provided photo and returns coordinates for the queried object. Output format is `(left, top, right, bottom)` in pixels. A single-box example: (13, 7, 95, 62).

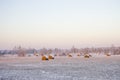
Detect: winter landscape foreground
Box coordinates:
(0, 55, 120, 80)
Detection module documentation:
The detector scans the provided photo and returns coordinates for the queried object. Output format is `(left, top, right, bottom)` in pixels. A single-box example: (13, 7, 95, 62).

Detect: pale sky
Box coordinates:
(0, 0, 120, 49)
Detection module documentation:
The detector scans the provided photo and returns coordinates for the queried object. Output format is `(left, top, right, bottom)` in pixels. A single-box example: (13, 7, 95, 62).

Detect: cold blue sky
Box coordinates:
(0, 0, 120, 49)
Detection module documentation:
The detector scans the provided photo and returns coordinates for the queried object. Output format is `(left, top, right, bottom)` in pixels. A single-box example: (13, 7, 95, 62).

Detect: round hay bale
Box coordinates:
(42, 56, 48, 60)
(77, 54, 80, 56)
(35, 54, 39, 56)
(84, 54, 90, 58)
(106, 53, 111, 56)
(34, 53, 39, 56)
(68, 54, 72, 57)
(48, 55, 54, 59)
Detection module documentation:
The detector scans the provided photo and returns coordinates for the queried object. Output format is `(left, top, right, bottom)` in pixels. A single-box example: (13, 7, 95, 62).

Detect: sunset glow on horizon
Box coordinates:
(0, 0, 120, 49)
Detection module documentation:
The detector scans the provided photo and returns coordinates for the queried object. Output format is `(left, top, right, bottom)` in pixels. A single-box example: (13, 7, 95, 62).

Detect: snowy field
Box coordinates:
(0, 55, 120, 80)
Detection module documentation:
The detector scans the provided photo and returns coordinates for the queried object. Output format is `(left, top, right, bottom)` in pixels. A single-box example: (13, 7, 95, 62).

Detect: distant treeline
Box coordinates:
(0, 46, 120, 56)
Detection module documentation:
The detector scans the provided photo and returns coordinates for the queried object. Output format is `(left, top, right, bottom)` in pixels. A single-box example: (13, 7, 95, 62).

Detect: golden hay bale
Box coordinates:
(68, 54, 72, 57)
(35, 54, 39, 56)
(84, 54, 90, 58)
(42, 56, 48, 60)
(34, 53, 39, 56)
(106, 53, 111, 56)
(77, 54, 80, 56)
(48, 55, 54, 59)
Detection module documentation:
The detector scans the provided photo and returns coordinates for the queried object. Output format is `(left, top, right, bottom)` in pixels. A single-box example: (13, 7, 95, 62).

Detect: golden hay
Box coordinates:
(84, 54, 90, 58)
(35, 54, 39, 56)
(48, 55, 54, 59)
(34, 53, 39, 56)
(42, 56, 48, 60)
(68, 54, 72, 57)
(106, 53, 111, 56)
(77, 54, 80, 56)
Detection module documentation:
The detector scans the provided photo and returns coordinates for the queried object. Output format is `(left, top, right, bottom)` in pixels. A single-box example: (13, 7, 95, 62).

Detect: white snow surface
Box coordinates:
(0, 55, 120, 80)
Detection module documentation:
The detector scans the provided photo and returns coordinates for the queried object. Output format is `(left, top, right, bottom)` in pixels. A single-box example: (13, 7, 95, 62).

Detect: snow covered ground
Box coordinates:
(0, 55, 120, 80)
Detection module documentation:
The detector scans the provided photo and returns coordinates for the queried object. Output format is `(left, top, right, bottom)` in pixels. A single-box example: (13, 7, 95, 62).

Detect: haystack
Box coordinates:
(42, 55, 48, 60)
(34, 53, 39, 56)
(36, 54, 39, 56)
(77, 54, 80, 56)
(68, 54, 72, 57)
(106, 53, 111, 56)
(48, 55, 54, 59)
(84, 54, 90, 58)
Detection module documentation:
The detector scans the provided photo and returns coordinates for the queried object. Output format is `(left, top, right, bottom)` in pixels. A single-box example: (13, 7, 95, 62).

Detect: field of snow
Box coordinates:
(0, 55, 120, 80)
